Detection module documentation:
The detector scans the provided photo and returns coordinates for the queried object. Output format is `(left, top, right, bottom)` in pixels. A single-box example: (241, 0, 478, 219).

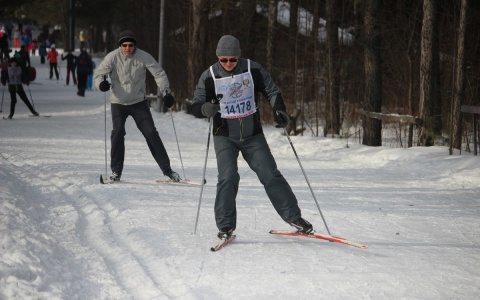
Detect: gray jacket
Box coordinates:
(94, 48, 170, 105)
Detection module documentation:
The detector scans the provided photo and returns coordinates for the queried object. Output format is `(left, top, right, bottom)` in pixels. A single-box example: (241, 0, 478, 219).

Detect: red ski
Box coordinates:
(210, 235, 236, 252)
(269, 230, 369, 249)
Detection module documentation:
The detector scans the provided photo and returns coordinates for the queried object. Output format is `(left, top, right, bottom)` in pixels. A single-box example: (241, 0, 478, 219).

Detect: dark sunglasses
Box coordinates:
(121, 44, 135, 48)
(219, 58, 238, 63)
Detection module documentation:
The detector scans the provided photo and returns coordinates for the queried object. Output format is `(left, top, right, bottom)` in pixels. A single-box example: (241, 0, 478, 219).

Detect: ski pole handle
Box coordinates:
(212, 94, 223, 104)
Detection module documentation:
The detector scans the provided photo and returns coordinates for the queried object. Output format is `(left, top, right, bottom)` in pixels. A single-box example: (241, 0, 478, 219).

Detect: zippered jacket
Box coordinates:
(191, 58, 286, 140)
(94, 48, 170, 106)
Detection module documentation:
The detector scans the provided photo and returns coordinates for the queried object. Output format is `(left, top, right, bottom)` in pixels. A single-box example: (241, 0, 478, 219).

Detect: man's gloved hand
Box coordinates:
(201, 102, 220, 118)
(274, 110, 289, 128)
(163, 93, 175, 108)
(99, 80, 111, 92)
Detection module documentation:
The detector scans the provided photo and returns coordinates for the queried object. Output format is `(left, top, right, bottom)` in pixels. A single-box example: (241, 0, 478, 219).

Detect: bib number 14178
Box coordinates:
(225, 101, 252, 115)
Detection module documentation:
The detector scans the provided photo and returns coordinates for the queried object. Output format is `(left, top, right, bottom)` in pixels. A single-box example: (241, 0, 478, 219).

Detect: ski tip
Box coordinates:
(100, 175, 104, 184)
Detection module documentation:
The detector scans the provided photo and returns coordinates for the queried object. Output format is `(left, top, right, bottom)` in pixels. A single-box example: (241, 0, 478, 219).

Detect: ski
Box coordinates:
(3, 115, 51, 120)
(100, 174, 117, 184)
(155, 178, 206, 186)
(29, 114, 52, 118)
(269, 230, 369, 249)
(210, 235, 236, 252)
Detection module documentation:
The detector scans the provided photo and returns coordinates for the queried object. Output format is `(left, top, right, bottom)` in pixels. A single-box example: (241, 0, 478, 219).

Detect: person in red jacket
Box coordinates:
(46, 44, 59, 80)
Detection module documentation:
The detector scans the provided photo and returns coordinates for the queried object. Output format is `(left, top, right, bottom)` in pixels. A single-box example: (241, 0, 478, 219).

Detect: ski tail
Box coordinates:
(269, 230, 369, 249)
(100, 174, 115, 184)
(155, 178, 206, 186)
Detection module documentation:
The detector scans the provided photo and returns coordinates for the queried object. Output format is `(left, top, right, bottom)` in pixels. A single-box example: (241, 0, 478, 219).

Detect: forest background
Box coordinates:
(2, 0, 479, 151)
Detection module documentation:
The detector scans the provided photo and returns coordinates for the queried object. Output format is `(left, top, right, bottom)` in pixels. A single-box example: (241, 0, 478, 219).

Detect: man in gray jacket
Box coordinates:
(191, 35, 314, 241)
(94, 30, 180, 182)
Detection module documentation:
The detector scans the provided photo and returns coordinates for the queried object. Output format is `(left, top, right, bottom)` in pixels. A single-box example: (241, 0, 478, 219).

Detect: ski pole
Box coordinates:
(282, 126, 332, 235)
(103, 75, 108, 179)
(27, 84, 35, 110)
(193, 117, 212, 235)
(0, 85, 5, 112)
(194, 94, 222, 234)
(58, 61, 63, 82)
(169, 109, 186, 180)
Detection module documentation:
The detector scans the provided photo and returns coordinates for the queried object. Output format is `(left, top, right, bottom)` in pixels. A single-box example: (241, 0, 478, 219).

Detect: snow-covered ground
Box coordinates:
(1, 53, 480, 300)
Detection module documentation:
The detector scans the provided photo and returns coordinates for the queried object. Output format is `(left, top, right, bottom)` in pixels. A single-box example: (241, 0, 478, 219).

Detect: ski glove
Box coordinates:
(201, 102, 220, 118)
(163, 93, 175, 108)
(274, 110, 289, 128)
(99, 80, 111, 92)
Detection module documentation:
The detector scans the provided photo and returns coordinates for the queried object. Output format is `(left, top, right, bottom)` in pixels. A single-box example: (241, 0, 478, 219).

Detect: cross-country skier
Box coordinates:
(93, 30, 180, 182)
(1, 57, 38, 119)
(191, 35, 314, 241)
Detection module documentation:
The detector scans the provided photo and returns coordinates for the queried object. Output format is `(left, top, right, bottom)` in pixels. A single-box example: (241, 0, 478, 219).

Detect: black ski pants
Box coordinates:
(77, 73, 87, 96)
(110, 100, 171, 176)
(49, 62, 59, 79)
(213, 133, 302, 231)
(8, 84, 36, 117)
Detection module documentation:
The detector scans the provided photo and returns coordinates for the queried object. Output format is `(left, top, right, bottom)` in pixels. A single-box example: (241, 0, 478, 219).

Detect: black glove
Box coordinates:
(163, 93, 175, 108)
(201, 102, 220, 118)
(274, 110, 289, 128)
(99, 80, 110, 92)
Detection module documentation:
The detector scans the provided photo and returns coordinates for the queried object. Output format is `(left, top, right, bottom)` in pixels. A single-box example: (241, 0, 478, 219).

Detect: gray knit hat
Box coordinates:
(118, 30, 137, 46)
(216, 35, 241, 56)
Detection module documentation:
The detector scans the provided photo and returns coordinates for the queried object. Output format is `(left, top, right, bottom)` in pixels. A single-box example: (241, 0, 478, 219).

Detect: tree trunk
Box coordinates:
(188, 0, 210, 97)
(266, 0, 277, 72)
(312, 0, 320, 137)
(362, 0, 382, 146)
(289, 0, 299, 114)
(418, 0, 437, 146)
(324, 0, 340, 137)
(451, 0, 469, 152)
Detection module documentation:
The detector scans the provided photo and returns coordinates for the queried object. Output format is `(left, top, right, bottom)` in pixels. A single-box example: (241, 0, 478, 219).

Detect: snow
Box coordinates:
(1, 52, 480, 300)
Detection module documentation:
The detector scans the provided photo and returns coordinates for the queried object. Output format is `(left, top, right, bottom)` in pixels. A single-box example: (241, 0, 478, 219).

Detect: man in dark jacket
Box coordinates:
(61, 49, 77, 85)
(191, 35, 314, 241)
(75, 49, 91, 96)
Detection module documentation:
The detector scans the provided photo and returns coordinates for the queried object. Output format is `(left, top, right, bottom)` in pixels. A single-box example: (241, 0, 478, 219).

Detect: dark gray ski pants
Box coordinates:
(110, 100, 171, 175)
(213, 133, 302, 231)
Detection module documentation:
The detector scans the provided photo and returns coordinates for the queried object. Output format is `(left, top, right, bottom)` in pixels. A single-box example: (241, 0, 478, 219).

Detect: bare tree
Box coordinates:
(266, 0, 277, 72)
(188, 0, 211, 96)
(450, 0, 469, 153)
(418, 0, 437, 146)
(311, 0, 321, 137)
(324, 0, 340, 137)
(362, 0, 382, 146)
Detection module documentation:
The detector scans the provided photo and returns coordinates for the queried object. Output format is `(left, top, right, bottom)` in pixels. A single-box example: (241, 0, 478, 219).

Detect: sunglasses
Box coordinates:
(219, 58, 238, 63)
(121, 44, 135, 48)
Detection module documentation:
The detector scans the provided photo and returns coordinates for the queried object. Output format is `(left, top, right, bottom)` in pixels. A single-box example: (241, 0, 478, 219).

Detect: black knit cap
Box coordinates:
(118, 30, 137, 46)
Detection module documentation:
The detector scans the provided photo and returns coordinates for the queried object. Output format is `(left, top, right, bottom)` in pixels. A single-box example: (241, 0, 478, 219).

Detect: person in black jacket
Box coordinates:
(191, 35, 314, 241)
(1, 58, 38, 119)
(75, 49, 91, 96)
(61, 49, 77, 85)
